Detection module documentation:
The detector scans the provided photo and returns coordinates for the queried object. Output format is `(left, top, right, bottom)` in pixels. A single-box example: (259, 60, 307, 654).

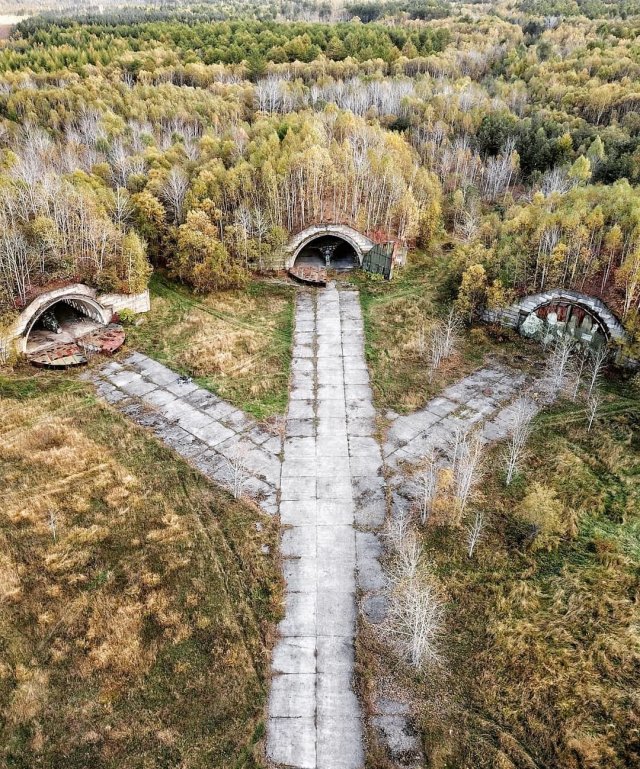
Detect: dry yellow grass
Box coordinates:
(355, 256, 532, 414)
(126, 276, 294, 419)
(176, 292, 289, 401)
(0, 372, 282, 768)
(409, 407, 640, 769)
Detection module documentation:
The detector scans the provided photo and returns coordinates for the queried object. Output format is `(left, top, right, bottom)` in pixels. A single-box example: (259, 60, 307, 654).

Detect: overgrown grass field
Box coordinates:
(353, 258, 639, 766)
(380, 383, 640, 768)
(350, 250, 533, 414)
(125, 274, 295, 420)
(0, 370, 283, 769)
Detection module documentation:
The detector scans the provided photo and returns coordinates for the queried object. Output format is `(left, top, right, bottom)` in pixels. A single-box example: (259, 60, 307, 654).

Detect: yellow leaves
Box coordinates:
(455, 262, 488, 322)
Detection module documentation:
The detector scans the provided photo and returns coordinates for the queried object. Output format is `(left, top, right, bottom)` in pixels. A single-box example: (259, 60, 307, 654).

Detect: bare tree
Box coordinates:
(541, 166, 573, 197)
(0, 337, 10, 366)
(571, 348, 588, 400)
(384, 578, 443, 668)
(227, 445, 249, 499)
(252, 206, 269, 271)
(410, 450, 440, 525)
(384, 507, 413, 555)
(110, 186, 132, 227)
(48, 509, 58, 541)
(465, 510, 485, 558)
(587, 346, 607, 397)
(544, 334, 575, 394)
(390, 528, 422, 586)
(587, 392, 602, 431)
(482, 137, 518, 201)
(0, 228, 32, 304)
(427, 308, 461, 381)
(381, 506, 444, 669)
(504, 399, 535, 485)
(234, 204, 252, 269)
(160, 166, 189, 224)
(452, 430, 484, 517)
(441, 308, 461, 358)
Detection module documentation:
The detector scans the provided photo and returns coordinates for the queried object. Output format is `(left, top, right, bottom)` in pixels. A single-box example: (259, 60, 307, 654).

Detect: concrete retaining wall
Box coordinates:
(98, 290, 151, 315)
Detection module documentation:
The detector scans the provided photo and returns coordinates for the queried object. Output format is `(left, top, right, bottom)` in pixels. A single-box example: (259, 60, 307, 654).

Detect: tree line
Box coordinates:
(1, 8, 639, 356)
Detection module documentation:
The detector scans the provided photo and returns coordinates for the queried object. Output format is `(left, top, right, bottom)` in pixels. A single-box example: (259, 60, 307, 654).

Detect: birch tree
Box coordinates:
(427, 308, 460, 381)
(384, 579, 443, 668)
(228, 445, 249, 499)
(587, 392, 602, 432)
(544, 334, 575, 394)
(160, 166, 189, 224)
(587, 346, 607, 397)
(504, 399, 535, 485)
(410, 450, 440, 525)
(452, 431, 484, 520)
(465, 510, 485, 558)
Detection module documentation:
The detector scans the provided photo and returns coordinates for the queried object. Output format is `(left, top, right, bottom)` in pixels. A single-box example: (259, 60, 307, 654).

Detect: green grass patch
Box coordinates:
(124, 274, 294, 420)
(347, 250, 536, 413)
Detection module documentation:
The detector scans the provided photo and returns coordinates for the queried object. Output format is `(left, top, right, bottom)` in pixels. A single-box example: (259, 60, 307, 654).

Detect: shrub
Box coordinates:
(172, 210, 247, 293)
(117, 308, 137, 326)
(517, 482, 567, 551)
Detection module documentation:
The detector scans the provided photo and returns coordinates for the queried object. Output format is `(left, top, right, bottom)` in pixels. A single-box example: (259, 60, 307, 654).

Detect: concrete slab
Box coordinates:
(285, 436, 317, 457)
(269, 673, 316, 718)
(287, 399, 315, 420)
(286, 418, 316, 437)
(166, 378, 199, 397)
(272, 637, 316, 675)
(317, 476, 353, 500)
(316, 636, 354, 675)
(141, 388, 177, 409)
(356, 531, 387, 592)
(279, 592, 317, 637)
(282, 526, 317, 557)
(317, 499, 355, 526)
(317, 673, 361, 720)
(281, 476, 317, 501)
(280, 500, 317, 526)
(316, 434, 349, 457)
(317, 590, 356, 637)
(316, 717, 365, 769)
(284, 556, 319, 592)
(267, 717, 316, 769)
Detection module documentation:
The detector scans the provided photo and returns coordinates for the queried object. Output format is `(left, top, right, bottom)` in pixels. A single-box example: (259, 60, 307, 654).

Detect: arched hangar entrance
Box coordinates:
(295, 234, 360, 271)
(483, 289, 628, 355)
(11, 284, 125, 367)
(285, 224, 375, 272)
(23, 295, 111, 356)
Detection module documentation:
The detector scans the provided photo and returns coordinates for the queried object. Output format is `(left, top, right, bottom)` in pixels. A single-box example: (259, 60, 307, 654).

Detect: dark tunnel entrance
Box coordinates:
(293, 235, 360, 272)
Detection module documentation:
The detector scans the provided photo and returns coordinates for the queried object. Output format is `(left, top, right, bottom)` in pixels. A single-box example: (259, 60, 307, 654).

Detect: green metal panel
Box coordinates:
(362, 242, 394, 280)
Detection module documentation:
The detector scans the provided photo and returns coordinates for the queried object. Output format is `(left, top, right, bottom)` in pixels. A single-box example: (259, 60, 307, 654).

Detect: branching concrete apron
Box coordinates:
(267, 286, 385, 769)
(88, 286, 386, 769)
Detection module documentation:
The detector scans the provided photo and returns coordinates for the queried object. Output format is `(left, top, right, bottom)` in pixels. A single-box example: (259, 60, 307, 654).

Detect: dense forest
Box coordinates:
(1, 1, 640, 357)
